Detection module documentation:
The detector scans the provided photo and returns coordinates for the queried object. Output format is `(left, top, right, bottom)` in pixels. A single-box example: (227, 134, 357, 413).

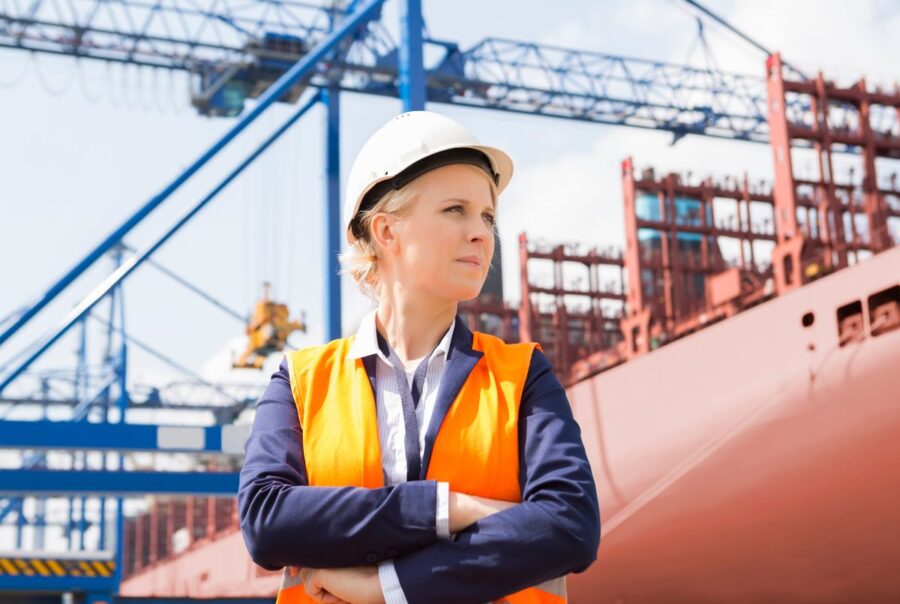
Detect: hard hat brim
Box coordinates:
(346, 142, 513, 244)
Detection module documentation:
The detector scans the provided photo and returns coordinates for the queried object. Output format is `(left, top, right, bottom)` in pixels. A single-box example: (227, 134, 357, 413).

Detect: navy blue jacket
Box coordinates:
(238, 316, 601, 603)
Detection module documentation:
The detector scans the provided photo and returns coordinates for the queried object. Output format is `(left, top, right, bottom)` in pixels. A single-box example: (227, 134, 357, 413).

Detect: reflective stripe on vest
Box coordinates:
(275, 331, 565, 604)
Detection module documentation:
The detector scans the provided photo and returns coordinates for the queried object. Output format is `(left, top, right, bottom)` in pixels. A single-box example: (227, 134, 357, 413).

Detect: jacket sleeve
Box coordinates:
(238, 358, 441, 570)
(391, 348, 601, 604)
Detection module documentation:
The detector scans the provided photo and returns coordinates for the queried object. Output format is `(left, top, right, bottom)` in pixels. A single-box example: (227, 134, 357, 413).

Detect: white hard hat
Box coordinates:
(344, 110, 513, 244)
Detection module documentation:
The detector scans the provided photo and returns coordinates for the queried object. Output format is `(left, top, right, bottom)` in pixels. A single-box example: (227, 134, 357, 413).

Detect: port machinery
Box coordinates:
(1, 0, 898, 602)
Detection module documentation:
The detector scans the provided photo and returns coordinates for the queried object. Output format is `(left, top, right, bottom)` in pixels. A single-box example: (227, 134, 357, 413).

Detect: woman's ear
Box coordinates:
(370, 213, 398, 251)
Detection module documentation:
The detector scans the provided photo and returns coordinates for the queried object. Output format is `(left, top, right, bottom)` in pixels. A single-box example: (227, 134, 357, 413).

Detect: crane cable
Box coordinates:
(679, 0, 810, 80)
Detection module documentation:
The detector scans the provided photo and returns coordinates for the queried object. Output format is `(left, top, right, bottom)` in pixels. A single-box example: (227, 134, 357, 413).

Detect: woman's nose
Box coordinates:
(469, 217, 492, 241)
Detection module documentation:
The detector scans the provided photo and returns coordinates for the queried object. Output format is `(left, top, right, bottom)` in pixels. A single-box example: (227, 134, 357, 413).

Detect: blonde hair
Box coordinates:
(339, 164, 499, 299)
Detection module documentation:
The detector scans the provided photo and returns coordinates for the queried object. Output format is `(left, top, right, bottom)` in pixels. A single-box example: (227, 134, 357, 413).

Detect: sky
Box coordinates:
(1, 0, 899, 397)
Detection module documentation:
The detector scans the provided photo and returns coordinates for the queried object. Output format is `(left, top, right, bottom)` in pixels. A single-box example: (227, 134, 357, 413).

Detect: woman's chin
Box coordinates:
(407, 280, 482, 303)
(422, 277, 479, 302)
(442, 281, 484, 302)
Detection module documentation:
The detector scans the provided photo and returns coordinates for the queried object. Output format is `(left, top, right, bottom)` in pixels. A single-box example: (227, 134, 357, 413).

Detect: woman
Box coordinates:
(238, 111, 600, 604)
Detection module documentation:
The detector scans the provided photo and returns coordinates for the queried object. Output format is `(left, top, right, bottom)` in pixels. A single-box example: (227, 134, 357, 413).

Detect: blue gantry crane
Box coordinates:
(0, 1, 827, 602)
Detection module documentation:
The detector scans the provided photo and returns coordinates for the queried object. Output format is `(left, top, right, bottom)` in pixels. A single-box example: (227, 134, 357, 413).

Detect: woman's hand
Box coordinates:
(301, 566, 384, 604)
(297, 567, 350, 603)
(449, 492, 517, 533)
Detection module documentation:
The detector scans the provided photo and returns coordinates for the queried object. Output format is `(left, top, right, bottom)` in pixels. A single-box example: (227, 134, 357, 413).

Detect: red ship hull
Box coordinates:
(566, 245, 900, 602)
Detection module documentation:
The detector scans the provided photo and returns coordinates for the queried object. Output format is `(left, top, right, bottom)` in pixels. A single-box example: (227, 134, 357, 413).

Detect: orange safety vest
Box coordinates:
(275, 330, 566, 604)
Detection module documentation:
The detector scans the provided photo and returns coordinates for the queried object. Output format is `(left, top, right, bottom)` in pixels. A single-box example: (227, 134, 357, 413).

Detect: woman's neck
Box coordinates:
(375, 291, 457, 365)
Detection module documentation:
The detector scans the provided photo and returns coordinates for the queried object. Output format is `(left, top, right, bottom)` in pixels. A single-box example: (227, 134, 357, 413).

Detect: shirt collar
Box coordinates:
(346, 308, 456, 364)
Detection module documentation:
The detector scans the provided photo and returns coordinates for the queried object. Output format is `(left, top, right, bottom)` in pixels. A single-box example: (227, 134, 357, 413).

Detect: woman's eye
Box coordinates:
(445, 206, 494, 226)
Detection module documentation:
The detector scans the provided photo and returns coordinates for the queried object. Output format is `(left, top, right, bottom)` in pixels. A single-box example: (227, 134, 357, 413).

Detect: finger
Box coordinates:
(303, 574, 323, 599)
(316, 589, 348, 604)
(305, 585, 331, 603)
(306, 569, 339, 603)
(314, 570, 355, 604)
(303, 570, 336, 603)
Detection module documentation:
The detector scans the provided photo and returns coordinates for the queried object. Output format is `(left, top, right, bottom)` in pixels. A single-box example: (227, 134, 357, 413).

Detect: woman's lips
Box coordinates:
(456, 256, 482, 268)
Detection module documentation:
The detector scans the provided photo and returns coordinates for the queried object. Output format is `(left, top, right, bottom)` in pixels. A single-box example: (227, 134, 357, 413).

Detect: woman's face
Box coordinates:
(377, 163, 496, 303)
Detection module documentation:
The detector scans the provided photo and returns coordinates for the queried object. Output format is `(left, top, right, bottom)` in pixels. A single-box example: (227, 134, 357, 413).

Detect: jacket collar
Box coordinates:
(420, 315, 484, 479)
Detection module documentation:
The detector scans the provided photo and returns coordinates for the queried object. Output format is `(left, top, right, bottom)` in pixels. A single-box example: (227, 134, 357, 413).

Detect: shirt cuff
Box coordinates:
(378, 560, 409, 604)
(436, 481, 451, 540)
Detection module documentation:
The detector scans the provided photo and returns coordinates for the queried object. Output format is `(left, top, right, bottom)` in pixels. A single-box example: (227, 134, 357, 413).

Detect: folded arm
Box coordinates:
(387, 348, 602, 604)
(238, 358, 442, 570)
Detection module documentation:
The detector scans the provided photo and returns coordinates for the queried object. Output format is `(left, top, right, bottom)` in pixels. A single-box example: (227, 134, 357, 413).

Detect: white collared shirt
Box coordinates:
(346, 308, 454, 604)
